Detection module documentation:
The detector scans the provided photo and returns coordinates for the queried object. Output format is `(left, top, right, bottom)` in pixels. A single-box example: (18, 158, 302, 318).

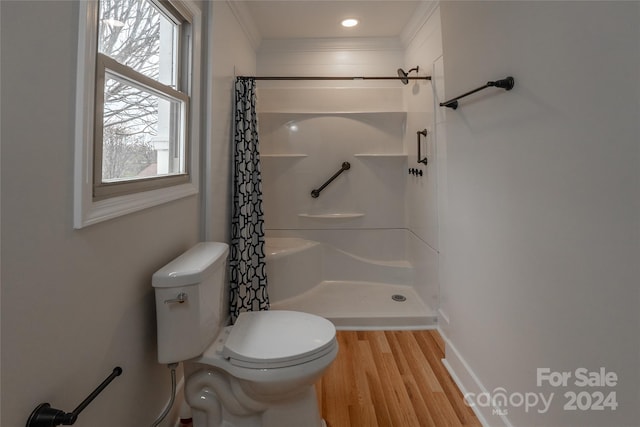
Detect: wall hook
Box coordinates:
(26, 367, 122, 427)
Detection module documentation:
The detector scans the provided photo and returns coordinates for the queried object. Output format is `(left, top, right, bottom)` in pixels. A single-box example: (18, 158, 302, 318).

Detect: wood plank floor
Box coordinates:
(181, 330, 480, 427)
(315, 330, 482, 427)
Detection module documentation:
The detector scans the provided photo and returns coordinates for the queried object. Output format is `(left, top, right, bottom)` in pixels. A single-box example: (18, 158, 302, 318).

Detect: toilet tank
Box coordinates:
(152, 242, 229, 364)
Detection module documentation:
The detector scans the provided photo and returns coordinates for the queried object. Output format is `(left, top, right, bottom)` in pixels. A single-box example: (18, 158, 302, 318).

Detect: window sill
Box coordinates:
(74, 182, 198, 229)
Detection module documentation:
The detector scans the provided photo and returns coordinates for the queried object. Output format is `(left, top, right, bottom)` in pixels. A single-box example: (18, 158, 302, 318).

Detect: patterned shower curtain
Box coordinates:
(230, 77, 269, 323)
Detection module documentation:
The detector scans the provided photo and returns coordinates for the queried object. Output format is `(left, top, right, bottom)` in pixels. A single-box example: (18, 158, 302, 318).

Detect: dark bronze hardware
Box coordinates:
(26, 367, 122, 427)
(311, 162, 350, 198)
(440, 76, 515, 109)
(417, 129, 428, 165)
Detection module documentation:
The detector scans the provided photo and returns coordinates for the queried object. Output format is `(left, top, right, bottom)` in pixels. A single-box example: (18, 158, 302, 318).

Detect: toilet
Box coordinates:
(152, 242, 338, 427)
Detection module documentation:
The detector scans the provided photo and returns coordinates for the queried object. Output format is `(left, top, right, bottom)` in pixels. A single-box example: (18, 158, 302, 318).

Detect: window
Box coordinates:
(95, 0, 189, 199)
(74, 0, 201, 227)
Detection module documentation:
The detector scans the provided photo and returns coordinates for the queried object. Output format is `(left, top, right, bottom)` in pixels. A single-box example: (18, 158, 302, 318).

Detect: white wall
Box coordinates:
(403, 4, 442, 249)
(204, 1, 257, 243)
(0, 1, 203, 426)
(402, 4, 442, 310)
(439, 2, 639, 426)
(257, 38, 404, 80)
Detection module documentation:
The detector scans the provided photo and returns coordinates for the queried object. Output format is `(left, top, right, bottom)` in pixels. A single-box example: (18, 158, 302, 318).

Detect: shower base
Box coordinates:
(270, 280, 437, 330)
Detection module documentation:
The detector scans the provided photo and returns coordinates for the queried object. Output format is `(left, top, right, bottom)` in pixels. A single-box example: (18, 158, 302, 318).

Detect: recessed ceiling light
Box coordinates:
(341, 18, 359, 28)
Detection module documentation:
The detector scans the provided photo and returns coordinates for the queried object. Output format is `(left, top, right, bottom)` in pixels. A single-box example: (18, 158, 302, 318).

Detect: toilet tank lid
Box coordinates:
(152, 242, 229, 288)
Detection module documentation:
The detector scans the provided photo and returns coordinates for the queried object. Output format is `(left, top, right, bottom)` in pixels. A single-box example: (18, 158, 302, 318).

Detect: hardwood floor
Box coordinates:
(315, 330, 481, 427)
(180, 330, 480, 427)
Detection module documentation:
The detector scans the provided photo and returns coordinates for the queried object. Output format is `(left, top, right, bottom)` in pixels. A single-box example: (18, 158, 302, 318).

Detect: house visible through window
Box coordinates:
(94, 0, 190, 199)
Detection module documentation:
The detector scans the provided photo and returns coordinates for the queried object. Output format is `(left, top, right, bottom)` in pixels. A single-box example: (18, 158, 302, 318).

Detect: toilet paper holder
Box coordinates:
(26, 367, 122, 427)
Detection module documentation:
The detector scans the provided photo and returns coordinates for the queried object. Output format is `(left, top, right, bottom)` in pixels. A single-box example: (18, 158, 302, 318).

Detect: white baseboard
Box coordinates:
(438, 308, 450, 326)
(438, 329, 513, 427)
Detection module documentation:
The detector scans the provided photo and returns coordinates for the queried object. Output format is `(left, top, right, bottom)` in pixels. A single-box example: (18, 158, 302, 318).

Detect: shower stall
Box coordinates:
(254, 72, 439, 330)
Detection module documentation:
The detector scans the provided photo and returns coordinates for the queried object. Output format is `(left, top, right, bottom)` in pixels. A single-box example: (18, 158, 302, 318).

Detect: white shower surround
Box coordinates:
(265, 231, 438, 329)
(259, 85, 438, 329)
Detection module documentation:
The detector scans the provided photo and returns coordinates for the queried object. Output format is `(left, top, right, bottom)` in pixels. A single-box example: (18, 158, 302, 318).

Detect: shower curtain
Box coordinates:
(230, 77, 269, 323)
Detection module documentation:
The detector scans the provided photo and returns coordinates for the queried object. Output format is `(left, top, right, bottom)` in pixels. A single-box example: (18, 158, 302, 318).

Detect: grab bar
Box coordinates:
(417, 129, 428, 165)
(311, 162, 350, 198)
(440, 76, 515, 110)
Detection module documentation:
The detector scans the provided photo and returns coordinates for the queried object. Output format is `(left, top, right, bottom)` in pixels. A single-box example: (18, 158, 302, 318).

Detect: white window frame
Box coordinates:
(74, 0, 201, 228)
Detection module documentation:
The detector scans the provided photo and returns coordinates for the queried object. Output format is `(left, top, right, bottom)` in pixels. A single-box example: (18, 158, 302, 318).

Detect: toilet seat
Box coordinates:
(222, 311, 336, 369)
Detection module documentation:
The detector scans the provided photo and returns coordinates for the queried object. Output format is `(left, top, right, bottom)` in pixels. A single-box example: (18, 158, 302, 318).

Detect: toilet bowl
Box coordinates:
(152, 242, 337, 427)
(186, 310, 337, 427)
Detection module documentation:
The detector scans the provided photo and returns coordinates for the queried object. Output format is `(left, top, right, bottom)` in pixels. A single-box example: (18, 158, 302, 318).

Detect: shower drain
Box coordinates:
(391, 294, 407, 302)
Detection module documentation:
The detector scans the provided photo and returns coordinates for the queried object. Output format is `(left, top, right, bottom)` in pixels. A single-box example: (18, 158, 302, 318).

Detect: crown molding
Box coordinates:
(224, 0, 438, 53)
(400, 0, 440, 48)
(226, 0, 262, 51)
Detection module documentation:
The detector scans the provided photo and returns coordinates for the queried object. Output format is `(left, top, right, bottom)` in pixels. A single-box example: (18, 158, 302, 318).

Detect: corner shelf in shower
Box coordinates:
(298, 213, 365, 219)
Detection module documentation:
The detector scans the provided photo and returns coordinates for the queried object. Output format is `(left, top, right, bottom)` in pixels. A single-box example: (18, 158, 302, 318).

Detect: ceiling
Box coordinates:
(235, 1, 428, 41)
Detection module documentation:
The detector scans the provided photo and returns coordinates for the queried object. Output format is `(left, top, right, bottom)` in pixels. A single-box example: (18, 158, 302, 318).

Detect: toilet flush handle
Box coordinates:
(164, 292, 188, 304)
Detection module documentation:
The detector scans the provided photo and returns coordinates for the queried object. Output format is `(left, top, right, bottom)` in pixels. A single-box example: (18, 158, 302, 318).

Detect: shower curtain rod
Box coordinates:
(237, 75, 431, 81)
